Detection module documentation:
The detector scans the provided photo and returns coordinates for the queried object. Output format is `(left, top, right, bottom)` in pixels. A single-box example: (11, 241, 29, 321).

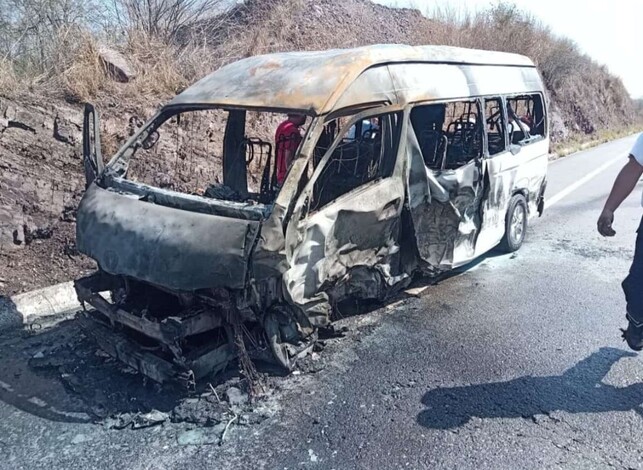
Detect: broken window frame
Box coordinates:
(482, 96, 509, 158)
(293, 106, 404, 217)
(409, 97, 485, 171)
(99, 104, 315, 207)
(312, 112, 402, 213)
(505, 92, 547, 147)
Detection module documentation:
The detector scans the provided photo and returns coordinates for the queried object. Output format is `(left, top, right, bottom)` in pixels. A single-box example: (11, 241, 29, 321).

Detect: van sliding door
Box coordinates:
(474, 95, 549, 255)
(405, 100, 486, 273)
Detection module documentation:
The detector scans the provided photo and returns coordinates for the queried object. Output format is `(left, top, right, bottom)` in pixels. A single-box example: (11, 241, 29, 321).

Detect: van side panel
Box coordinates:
(473, 139, 549, 258)
(372, 62, 548, 269)
(387, 63, 543, 103)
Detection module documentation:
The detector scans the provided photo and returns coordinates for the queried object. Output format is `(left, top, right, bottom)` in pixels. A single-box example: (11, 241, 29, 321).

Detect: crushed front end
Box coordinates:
(74, 181, 318, 388)
(75, 103, 318, 388)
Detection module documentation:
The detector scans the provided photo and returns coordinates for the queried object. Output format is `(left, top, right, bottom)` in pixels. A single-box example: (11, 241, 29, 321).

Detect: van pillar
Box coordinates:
(223, 109, 248, 197)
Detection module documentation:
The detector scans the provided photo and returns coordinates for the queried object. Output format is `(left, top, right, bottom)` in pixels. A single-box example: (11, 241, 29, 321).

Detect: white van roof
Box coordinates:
(169, 44, 536, 115)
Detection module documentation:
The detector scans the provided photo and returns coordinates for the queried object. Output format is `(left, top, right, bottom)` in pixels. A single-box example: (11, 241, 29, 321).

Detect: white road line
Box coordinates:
(545, 155, 625, 209)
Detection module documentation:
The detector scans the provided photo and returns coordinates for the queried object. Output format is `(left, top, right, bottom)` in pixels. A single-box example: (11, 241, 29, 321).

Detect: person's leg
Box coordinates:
(622, 216, 643, 350)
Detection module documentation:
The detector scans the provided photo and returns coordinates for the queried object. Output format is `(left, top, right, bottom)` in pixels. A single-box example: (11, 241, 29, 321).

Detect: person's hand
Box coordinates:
(597, 209, 616, 237)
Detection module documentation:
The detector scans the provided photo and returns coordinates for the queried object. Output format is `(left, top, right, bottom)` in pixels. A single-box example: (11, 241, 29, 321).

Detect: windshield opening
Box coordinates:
(111, 108, 312, 205)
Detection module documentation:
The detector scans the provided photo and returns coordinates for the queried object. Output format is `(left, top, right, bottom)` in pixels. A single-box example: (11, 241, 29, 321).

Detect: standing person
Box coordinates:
(275, 114, 306, 186)
(597, 133, 643, 350)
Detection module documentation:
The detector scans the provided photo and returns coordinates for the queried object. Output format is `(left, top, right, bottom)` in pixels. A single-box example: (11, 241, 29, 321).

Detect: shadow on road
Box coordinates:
(417, 347, 643, 429)
(0, 295, 24, 330)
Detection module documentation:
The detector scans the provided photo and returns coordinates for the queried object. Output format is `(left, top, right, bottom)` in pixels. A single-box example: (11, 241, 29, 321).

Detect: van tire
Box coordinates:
(500, 194, 528, 253)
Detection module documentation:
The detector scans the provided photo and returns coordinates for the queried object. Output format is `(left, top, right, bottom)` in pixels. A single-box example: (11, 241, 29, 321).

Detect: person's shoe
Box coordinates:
(621, 320, 643, 351)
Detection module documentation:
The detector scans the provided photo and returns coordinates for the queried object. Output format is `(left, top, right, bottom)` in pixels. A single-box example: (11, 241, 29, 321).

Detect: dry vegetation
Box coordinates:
(0, 0, 639, 143)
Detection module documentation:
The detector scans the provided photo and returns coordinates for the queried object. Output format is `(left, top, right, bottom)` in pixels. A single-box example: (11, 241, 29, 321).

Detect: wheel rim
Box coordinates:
(510, 204, 526, 243)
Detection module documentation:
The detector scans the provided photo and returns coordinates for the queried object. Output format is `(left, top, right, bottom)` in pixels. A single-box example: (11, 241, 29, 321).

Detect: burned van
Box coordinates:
(75, 45, 548, 386)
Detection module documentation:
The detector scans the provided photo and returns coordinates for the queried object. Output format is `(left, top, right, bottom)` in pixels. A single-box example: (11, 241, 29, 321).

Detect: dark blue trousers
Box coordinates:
(624, 216, 643, 326)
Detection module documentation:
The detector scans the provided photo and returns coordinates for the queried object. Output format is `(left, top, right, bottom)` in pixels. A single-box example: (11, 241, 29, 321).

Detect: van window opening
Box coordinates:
(411, 100, 483, 170)
(309, 112, 402, 212)
(506, 94, 546, 145)
(484, 98, 506, 156)
(115, 109, 312, 204)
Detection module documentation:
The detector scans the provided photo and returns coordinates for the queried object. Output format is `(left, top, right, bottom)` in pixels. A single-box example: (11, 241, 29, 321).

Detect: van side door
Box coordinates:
(284, 111, 406, 322)
(474, 95, 548, 256)
(405, 99, 487, 273)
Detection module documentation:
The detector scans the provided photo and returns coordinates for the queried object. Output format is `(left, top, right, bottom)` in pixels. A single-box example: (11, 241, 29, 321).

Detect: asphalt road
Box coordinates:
(1, 134, 642, 470)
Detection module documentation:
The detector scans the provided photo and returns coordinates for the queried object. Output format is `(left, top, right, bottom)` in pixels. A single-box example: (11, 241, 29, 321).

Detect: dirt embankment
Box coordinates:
(0, 97, 155, 295)
(0, 98, 91, 294)
(0, 0, 640, 295)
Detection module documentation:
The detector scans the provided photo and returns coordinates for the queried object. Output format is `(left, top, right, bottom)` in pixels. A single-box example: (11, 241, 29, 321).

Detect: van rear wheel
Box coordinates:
(500, 194, 528, 253)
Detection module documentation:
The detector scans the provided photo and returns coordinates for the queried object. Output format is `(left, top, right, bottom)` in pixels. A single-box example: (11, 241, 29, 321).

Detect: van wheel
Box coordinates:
(500, 194, 528, 253)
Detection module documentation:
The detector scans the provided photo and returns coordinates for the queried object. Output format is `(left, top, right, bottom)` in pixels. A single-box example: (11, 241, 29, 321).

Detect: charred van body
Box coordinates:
(75, 45, 549, 386)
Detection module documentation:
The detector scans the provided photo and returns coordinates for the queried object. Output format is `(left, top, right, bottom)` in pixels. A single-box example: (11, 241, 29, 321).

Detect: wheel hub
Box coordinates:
(510, 204, 526, 243)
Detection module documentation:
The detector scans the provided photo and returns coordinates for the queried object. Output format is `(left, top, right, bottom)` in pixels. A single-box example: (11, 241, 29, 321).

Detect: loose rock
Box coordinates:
(131, 410, 169, 429)
(98, 46, 136, 83)
(172, 398, 225, 426)
(12, 226, 25, 245)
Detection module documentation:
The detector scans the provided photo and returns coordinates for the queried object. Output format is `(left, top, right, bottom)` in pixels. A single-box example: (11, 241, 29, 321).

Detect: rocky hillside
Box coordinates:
(0, 98, 99, 294)
(0, 0, 640, 295)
